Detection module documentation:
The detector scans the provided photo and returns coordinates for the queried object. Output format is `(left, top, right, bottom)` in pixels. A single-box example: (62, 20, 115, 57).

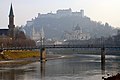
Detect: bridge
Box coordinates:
(0, 44, 119, 70)
(0, 45, 120, 50)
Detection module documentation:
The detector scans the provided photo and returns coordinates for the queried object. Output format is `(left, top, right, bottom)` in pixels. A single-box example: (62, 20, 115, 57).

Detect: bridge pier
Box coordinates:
(101, 47, 105, 71)
(40, 48, 46, 62)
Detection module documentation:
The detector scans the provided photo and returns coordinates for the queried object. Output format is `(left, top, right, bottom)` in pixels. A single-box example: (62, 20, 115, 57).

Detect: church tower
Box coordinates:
(8, 3, 15, 39)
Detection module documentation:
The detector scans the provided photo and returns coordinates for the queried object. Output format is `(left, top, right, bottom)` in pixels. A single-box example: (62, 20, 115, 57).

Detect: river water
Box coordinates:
(0, 54, 120, 80)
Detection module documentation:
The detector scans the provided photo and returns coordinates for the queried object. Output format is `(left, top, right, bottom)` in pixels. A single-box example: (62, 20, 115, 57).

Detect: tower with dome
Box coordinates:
(64, 24, 90, 40)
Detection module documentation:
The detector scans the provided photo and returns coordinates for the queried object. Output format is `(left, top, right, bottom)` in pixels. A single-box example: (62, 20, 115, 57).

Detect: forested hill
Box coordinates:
(24, 15, 117, 39)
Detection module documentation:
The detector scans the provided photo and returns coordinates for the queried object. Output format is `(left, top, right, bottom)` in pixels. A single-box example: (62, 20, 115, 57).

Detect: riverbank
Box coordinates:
(104, 73, 120, 80)
(0, 50, 73, 67)
(0, 50, 39, 66)
(0, 50, 40, 60)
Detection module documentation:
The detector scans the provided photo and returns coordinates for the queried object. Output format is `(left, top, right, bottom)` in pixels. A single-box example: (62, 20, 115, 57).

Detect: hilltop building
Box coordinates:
(26, 8, 84, 26)
(64, 24, 90, 40)
(37, 8, 84, 18)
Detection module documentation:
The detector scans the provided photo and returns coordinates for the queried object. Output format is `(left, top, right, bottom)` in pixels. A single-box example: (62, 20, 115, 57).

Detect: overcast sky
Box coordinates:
(0, 0, 120, 28)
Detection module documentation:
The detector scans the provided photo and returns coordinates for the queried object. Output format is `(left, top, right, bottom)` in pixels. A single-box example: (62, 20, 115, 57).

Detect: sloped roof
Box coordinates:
(9, 4, 14, 17)
(0, 29, 8, 35)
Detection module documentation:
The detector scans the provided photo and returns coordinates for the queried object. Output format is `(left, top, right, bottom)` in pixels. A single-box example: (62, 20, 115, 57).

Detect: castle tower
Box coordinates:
(8, 3, 15, 39)
(80, 9, 84, 17)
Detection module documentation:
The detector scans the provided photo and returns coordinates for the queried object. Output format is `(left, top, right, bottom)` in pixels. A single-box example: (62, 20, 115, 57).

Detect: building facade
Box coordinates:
(32, 27, 45, 41)
(64, 24, 90, 40)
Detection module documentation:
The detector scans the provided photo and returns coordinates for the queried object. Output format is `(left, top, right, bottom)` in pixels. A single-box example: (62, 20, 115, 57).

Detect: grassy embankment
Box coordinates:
(0, 50, 40, 60)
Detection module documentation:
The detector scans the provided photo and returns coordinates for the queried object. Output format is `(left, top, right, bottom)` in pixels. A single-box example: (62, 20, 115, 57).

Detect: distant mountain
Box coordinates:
(24, 9, 117, 39)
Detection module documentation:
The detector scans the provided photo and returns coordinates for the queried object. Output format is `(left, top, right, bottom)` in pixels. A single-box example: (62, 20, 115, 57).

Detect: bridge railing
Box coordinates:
(0, 44, 120, 50)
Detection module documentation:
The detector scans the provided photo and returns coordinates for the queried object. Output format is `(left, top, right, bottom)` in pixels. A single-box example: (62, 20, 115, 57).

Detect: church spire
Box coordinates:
(9, 3, 14, 17)
(8, 3, 15, 39)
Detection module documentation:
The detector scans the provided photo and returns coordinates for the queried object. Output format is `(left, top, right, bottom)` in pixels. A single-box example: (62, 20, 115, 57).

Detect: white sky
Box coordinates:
(0, 0, 120, 28)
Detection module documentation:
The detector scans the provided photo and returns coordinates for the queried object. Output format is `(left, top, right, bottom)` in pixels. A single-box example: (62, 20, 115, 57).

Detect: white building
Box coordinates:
(64, 24, 90, 40)
(32, 27, 45, 41)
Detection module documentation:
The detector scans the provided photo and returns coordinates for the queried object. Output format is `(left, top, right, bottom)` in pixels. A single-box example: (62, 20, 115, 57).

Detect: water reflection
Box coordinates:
(0, 68, 25, 80)
(40, 62, 46, 80)
(0, 54, 120, 80)
(101, 55, 105, 75)
(0, 63, 37, 80)
(101, 66, 105, 75)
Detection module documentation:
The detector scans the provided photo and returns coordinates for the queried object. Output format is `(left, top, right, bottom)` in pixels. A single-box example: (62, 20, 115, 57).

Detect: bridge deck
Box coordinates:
(0, 45, 120, 50)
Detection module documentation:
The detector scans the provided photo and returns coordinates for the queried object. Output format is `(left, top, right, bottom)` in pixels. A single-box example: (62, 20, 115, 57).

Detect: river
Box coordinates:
(0, 54, 120, 80)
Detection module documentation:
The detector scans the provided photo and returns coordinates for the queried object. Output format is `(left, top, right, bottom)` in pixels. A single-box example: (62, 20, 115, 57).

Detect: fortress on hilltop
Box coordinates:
(37, 8, 84, 18)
